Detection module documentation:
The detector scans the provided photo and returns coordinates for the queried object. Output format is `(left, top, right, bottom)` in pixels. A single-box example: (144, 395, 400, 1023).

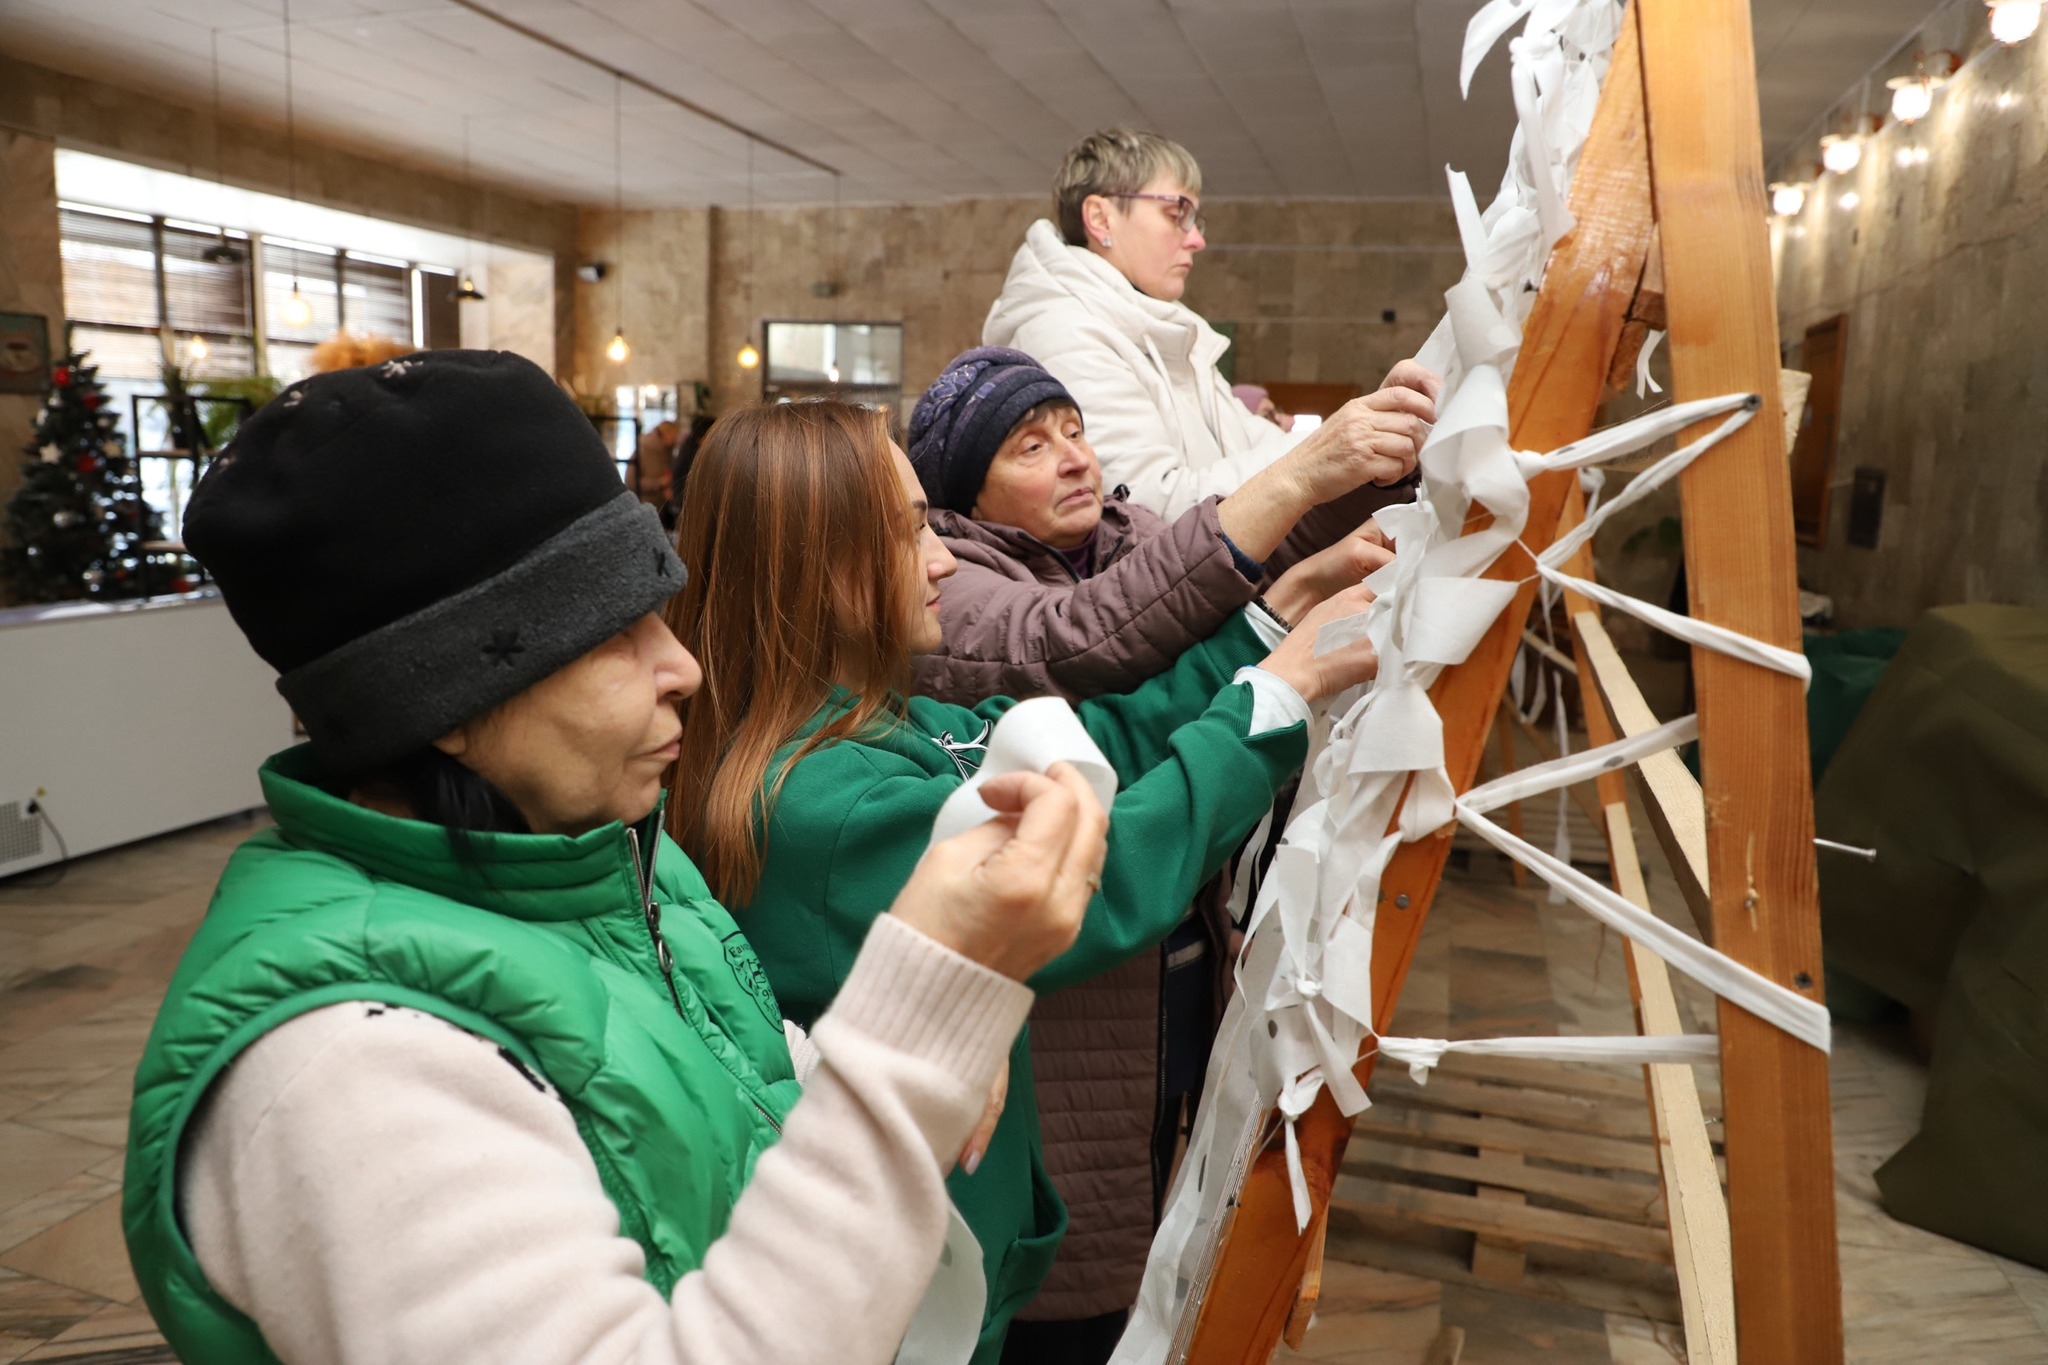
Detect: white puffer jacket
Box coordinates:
(982, 219, 1298, 520)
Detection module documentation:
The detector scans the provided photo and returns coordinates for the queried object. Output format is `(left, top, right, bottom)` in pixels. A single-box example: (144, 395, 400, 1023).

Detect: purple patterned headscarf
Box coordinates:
(907, 347, 1076, 514)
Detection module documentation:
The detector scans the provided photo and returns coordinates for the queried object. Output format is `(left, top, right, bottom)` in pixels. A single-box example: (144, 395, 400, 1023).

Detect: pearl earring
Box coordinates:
(1101, 236, 1114, 247)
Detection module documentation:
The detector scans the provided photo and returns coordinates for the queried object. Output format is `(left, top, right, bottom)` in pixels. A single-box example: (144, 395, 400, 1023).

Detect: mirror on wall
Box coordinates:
(762, 321, 905, 429)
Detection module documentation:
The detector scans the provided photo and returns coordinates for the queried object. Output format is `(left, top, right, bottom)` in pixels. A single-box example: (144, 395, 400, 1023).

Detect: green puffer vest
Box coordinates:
(122, 747, 801, 1365)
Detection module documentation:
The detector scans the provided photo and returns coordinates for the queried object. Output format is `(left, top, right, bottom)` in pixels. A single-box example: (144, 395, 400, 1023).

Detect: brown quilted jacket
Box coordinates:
(911, 495, 1256, 1321)
(913, 496, 1261, 707)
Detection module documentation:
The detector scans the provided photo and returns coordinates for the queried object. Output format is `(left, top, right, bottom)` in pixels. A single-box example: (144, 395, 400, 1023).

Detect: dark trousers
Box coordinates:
(999, 1309, 1129, 1365)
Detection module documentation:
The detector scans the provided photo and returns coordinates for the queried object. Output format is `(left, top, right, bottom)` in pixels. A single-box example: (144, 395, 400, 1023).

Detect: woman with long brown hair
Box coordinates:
(667, 400, 1379, 1365)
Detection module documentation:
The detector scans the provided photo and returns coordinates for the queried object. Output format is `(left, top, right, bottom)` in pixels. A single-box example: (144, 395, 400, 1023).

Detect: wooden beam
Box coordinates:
(1180, 13, 1658, 1358)
(1573, 608, 1713, 931)
(1348, 1141, 1665, 1223)
(1562, 457, 1738, 1365)
(1353, 1102, 1664, 1177)
(1332, 1174, 1676, 1262)
(1636, 1, 1843, 1358)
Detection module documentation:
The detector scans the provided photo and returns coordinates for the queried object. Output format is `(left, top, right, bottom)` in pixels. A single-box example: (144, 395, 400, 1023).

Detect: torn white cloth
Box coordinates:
(926, 696, 1116, 847)
(1374, 1033, 1720, 1086)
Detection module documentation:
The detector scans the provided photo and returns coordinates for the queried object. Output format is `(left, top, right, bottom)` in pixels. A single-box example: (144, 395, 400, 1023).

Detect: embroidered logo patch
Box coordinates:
(721, 930, 782, 1026)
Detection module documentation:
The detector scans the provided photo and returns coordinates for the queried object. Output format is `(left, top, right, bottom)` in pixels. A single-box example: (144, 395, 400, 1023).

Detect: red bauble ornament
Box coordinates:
(77, 454, 102, 474)
(52, 366, 72, 386)
(81, 393, 103, 410)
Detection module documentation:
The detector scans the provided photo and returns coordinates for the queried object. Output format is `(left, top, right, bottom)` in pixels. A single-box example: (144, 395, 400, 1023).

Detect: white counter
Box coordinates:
(0, 591, 294, 877)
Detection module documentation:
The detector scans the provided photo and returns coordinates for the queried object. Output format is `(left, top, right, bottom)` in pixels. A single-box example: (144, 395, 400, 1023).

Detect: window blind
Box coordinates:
(60, 209, 159, 330)
(162, 225, 253, 337)
(341, 254, 412, 342)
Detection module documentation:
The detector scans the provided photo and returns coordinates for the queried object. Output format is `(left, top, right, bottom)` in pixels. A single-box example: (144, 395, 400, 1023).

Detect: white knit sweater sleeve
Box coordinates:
(180, 912, 1030, 1365)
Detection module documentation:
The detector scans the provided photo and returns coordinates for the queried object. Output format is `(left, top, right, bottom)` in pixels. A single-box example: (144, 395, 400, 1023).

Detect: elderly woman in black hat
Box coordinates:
(121, 349, 1107, 1365)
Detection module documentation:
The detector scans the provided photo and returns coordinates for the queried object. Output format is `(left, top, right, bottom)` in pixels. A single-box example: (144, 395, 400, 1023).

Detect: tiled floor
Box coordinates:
(1283, 801, 2048, 1365)
(2, 808, 2046, 1363)
(0, 813, 260, 1365)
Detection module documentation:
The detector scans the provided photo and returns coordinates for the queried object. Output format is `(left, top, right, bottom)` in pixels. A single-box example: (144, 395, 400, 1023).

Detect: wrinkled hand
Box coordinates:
(886, 763, 1108, 983)
(958, 1066, 1008, 1175)
(1255, 583, 1381, 705)
(1285, 362, 1440, 501)
(1264, 519, 1395, 625)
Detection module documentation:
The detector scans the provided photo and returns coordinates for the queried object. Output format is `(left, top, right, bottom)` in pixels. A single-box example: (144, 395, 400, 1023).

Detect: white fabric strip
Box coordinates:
(1460, 713, 1698, 816)
(926, 697, 1116, 847)
(1374, 1033, 1720, 1086)
(1455, 803, 1831, 1050)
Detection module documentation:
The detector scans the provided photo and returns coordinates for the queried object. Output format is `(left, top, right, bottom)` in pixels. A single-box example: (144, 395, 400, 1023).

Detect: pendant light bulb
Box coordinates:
(282, 285, 313, 328)
(1889, 78, 1934, 123)
(1819, 134, 1862, 174)
(1770, 182, 1806, 216)
(453, 273, 487, 303)
(188, 334, 211, 361)
(737, 341, 760, 370)
(1990, 0, 2042, 44)
(607, 330, 631, 364)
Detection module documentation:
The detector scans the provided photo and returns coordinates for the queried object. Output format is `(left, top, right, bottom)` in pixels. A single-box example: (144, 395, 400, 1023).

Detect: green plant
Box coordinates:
(194, 374, 283, 449)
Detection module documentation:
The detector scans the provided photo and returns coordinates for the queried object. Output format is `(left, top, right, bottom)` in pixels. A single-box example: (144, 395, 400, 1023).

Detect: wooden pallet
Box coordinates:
(1328, 1052, 1723, 1325)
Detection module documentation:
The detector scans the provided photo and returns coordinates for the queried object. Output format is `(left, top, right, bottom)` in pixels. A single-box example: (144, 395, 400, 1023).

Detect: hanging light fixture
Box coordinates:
(277, 0, 314, 330)
(737, 136, 760, 370)
(1889, 51, 1961, 123)
(1819, 134, 1862, 174)
(608, 73, 629, 366)
(188, 334, 212, 361)
(201, 29, 246, 266)
(1770, 181, 1807, 216)
(1989, 0, 2043, 44)
(453, 115, 488, 303)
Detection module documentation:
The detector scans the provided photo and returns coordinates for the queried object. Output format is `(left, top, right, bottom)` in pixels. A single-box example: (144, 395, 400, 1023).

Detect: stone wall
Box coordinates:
(0, 131, 63, 524)
(1772, 16, 2048, 626)
(0, 53, 581, 372)
(570, 197, 1460, 415)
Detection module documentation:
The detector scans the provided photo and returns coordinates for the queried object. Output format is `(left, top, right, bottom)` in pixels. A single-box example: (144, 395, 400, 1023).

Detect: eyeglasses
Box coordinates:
(1116, 191, 1206, 235)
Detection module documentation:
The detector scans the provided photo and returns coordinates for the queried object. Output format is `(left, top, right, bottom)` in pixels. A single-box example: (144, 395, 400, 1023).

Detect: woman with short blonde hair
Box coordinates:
(985, 128, 1439, 570)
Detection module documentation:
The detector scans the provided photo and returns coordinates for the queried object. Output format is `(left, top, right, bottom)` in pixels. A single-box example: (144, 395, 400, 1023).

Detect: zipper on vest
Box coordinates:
(626, 827, 784, 1137)
(627, 827, 688, 1019)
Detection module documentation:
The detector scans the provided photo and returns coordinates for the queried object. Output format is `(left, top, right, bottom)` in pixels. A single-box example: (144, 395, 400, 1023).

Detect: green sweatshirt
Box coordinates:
(734, 612, 1305, 1362)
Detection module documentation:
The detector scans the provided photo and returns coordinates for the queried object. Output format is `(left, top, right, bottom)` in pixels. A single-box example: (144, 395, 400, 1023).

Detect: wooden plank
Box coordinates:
(1635, 2, 1844, 1359)
(1372, 1073, 1658, 1143)
(1471, 1160, 1531, 1283)
(1282, 1211, 1327, 1350)
(1327, 1221, 1684, 1325)
(1560, 480, 1737, 1364)
(1614, 805, 1739, 1365)
(1333, 1174, 1676, 1263)
(1353, 1104, 1663, 1178)
(1183, 14, 1658, 1358)
(1492, 707, 1530, 888)
(1348, 1141, 1665, 1224)
(1573, 607, 1713, 931)
(1429, 1050, 1715, 1109)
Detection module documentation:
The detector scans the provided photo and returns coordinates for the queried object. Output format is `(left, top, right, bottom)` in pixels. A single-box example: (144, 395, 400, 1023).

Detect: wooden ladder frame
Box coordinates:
(1181, 1, 1844, 1360)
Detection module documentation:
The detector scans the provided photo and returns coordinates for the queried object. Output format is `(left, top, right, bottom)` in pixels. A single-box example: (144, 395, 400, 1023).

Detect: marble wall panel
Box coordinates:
(572, 196, 1463, 418)
(1774, 25, 2048, 625)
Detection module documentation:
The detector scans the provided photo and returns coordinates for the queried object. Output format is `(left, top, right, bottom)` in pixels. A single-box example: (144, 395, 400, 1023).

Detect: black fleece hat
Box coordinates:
(184, 349, 683, 773)
(907, 347, 1077, 514)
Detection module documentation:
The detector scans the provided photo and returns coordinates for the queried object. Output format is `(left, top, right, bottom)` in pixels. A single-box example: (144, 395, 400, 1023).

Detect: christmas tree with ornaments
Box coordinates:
(0, 350, 187, 604)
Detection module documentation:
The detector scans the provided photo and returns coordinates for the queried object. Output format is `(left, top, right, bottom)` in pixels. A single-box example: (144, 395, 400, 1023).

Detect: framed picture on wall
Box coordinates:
(0, 312, 52, 394)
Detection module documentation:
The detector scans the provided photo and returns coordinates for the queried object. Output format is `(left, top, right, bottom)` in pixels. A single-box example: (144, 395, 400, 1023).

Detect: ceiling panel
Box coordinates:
(0, 0, 1952, 208)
